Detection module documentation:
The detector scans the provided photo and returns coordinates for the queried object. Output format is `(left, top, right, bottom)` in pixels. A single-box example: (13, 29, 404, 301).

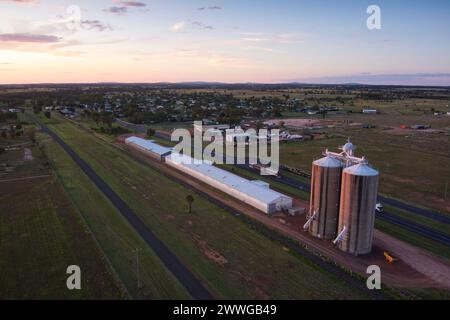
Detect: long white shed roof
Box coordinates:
(125, 136, 172, 155)
(168, 153, 292, 205)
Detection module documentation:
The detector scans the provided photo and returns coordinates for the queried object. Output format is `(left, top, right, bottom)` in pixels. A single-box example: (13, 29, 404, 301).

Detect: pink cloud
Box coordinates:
(0, 33, 61, 43)
(113, 1, 147, 7)
(0, 0, 36, 3)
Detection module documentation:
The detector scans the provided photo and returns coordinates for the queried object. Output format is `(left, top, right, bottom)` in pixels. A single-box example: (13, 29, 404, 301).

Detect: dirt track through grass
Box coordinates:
(39, 115, 371, 299)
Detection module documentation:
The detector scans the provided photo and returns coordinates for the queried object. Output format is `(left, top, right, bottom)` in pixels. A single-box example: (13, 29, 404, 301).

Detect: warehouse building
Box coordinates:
(166, 153, 293, 214)
(125, 136, 172, 161)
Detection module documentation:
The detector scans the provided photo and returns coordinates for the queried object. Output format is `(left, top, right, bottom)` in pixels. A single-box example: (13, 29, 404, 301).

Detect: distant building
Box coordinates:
(202, 118, 218, 125)
(225, 131, 250, 143)
(280, 132, 303, 141)
(194, 123, 230, 134)
(362, 109, 377, 114)
(320, 106, 338, 112)
(411, 124, 429, 130)
(125, 136, 172, 161)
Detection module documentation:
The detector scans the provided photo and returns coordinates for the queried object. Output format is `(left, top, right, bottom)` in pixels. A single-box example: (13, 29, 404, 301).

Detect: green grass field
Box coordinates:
(40, 114, 372, 299)
(279, 132, 450, 214)
(0, 140, 123, 299)
(37, 133, 191, 300)
(72, 111, 450, 259)
(218, 162, 450, 260)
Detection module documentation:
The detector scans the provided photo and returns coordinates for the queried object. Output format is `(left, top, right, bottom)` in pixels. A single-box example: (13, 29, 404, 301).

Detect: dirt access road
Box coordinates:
(121, 141, 450, 290)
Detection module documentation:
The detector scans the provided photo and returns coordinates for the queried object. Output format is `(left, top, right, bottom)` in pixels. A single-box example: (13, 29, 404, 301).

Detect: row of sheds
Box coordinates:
(125, 136, 293, 214)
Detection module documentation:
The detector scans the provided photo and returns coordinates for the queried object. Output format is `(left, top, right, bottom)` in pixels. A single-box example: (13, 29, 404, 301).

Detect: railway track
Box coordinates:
(237, 164, 450, 246)
(42, 116, 390, 299)
(129, 123, 448, 226)
(121, 142, 388, 300)
(114, 120, 449, 246)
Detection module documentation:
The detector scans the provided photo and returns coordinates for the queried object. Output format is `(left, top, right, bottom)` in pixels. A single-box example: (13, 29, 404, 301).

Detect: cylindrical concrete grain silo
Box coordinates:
(336, 163, 379, 255)
(309, 156, 343, 239)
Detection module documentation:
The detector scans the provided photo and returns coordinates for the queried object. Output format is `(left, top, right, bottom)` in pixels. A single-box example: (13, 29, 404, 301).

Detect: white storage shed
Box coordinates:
(166, 153, 293, 214)
(125, 136, 172, 161)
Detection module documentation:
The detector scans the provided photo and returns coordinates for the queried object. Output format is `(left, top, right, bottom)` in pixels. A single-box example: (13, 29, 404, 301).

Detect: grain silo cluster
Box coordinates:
(305, 139, 379, 255)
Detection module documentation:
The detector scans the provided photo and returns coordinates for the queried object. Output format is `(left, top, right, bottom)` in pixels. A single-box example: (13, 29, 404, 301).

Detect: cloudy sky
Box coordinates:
(0, 0, 449, 85)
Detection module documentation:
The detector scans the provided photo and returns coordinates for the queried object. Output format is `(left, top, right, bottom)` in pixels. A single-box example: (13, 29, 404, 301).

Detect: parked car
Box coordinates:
(375, 203, 384, 213)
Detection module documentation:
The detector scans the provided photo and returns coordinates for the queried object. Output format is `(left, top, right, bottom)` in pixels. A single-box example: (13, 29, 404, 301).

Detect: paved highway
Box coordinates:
(38, 120, 214, 300)
(278, 170, 450, 226)
(125, 141, 388, 300)
(377, 195, 450, 224)
(114, 118, 149, 133)
(376, 212, 450, 246)
(115, 119, 450, 246)
(118, 117, 448, 225)
(242, 164, 450, 225)
(237, 165, 450, 246)
(68, 118, 389, 299)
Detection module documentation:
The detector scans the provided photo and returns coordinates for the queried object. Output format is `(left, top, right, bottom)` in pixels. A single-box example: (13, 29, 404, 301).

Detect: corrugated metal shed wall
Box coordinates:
(166, 153, 293, 214)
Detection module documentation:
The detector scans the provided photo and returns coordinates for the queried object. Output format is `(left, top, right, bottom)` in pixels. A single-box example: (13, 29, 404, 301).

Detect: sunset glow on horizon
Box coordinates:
(1, 0, 450, 85)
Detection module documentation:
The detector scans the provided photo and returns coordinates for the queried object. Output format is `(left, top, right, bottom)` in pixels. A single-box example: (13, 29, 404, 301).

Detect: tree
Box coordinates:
(33, 105, 42, 114)
(92, 112, 100, 126)
(186, 195, 194, 214)
(272, 107, 282, 117)
(255, 121, 264, 131)
(146, 128, 155, 138)
(83, 109, 91, 118)
(101, 113, 113, 129)
(26, 127, 37, 144)
(9, 125, 16, 136)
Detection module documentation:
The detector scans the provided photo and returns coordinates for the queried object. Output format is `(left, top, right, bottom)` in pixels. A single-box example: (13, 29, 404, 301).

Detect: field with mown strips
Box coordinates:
(42, 115, 370, 299)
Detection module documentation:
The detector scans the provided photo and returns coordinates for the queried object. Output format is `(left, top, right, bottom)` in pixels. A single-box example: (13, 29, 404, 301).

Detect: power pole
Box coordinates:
(445, 182, 448, 201)
(134, 248, 143, 289)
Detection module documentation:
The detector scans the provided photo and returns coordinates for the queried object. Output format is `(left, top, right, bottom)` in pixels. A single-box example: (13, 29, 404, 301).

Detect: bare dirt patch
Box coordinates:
(265, 118, 338, 128)
(192, 234, 228, 266)
(118, 140, 450, 290)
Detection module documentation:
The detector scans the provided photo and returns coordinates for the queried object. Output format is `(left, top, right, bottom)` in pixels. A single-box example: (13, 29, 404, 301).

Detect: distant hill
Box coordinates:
(0, 82, 449, 91)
